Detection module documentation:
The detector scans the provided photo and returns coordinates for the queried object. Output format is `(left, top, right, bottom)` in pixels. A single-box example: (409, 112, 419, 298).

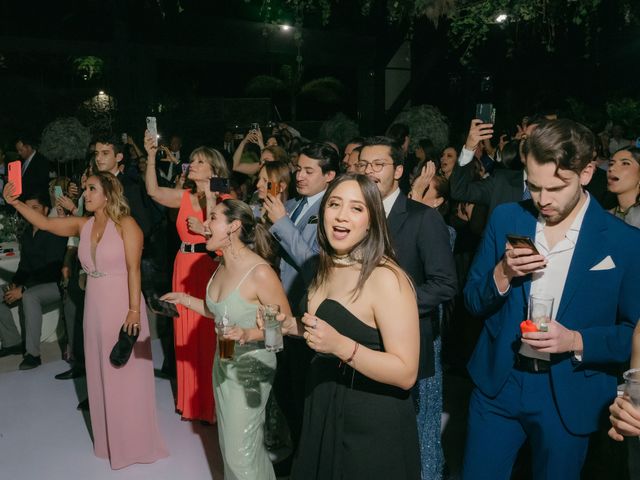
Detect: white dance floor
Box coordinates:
(0, 340, 223, 480)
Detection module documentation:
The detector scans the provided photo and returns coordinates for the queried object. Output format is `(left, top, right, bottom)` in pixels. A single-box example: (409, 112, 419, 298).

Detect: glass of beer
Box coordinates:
(528, 295, 554, 332)
(624, 369, 640, 407)
(262, 304, 283, 353)
(216, 308, 235, 360)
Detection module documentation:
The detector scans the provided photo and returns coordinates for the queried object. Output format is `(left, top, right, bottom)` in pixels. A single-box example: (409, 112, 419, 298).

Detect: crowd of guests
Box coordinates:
(0, 115, 639, 479)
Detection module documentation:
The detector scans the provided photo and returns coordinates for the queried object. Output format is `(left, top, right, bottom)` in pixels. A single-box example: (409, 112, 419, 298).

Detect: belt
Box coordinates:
(180, 242, 208, 253)
(515, 353, 551, 373)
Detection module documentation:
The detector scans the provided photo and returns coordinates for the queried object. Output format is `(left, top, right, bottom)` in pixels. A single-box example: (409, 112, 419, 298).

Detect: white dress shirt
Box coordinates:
(519, 194, 591, 360)
(383, 187, 402, 218)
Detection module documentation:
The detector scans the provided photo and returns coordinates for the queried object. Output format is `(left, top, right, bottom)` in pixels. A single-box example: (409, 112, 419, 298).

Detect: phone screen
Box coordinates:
(506, 234, 540, 255)
(181, 163, 189, 174)
(8, 160, 22, 196)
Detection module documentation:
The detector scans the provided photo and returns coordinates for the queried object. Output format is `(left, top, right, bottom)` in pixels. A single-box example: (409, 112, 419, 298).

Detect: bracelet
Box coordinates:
(128, 308, 139, 314)
(344, 341, 359, 364)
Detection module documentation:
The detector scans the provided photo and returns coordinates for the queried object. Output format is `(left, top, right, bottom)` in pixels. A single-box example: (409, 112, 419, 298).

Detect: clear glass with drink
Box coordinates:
(216, 306, 235, 360)
(528, 295, 554, 332)
(262, 304, 283, 353)
(624, 369, 640, 407)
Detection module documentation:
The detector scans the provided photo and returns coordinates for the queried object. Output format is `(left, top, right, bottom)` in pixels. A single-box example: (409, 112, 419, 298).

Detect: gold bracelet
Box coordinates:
(128, 308, 139, 314)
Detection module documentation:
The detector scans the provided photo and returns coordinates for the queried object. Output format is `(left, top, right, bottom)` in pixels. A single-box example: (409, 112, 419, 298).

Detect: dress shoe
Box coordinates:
(55, 366, 86, 380)
(77, 399, 90, 411)
(0, 344, 23, 358)
(19, 354, 41, 370)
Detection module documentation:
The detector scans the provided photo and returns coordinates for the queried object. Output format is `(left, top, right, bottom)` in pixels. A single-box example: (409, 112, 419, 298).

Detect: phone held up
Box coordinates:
(267, 181, 280, 197)
(210, 177, 231, 194)
(146, 116, 158, 146)
(8, 160, 22, 196)
(475, 103, 496, 125)
(506, 234, 540, 256)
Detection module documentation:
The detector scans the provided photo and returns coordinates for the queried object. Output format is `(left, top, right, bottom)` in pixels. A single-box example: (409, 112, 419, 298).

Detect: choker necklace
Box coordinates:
(331, 247, 364, 267)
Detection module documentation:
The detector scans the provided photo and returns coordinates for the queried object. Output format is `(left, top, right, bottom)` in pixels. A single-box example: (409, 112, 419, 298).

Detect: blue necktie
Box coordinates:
(522, 185, 531, 201)
(290, 197, 308, 223)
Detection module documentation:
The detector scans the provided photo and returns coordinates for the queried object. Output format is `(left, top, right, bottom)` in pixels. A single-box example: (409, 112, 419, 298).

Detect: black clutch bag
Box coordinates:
(109, 328, 139, 367)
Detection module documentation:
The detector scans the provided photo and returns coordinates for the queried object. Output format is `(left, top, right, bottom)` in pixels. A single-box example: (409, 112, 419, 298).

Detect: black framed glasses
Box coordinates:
(354, 160, 394, 173)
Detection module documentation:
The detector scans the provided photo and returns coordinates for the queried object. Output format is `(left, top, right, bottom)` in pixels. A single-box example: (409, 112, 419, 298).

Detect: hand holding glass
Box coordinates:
(262, 304, 284, 352)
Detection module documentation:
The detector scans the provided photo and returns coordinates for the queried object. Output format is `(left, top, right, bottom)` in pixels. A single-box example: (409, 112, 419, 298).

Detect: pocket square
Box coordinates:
(590, 255, 615, 271)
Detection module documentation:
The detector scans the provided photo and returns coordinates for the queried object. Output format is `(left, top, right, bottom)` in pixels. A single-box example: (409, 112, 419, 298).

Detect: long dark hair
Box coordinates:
(220, 199, 276, 267)
(311, 173, 397, 298)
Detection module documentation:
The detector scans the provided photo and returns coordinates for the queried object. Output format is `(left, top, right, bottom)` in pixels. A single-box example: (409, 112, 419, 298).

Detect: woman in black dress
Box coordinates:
(277, 173, 421, 479)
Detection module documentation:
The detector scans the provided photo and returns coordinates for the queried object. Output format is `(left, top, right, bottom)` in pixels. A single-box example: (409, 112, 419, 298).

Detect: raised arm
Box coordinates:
(143, 130, 184, 208)
(232, 131, 262, 176)
(3, 182, 84, 237)
(121, 216, 144, 336)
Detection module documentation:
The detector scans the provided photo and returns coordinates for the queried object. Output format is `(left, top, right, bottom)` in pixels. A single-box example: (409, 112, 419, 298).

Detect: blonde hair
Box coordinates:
(89, 171, 130, 223)
(186, 146, 230, 193)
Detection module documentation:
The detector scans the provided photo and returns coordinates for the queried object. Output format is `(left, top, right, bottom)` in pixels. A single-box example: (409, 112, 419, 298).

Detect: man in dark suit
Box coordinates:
(451, 119, 614, 216)
(15, 136, 50, 198)
(462, 119, 640, 479)
(356, 136, 457, 471)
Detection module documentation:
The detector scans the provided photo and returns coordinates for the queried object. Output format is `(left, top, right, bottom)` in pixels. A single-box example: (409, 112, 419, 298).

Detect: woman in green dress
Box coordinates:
(163, 199, 291, 480)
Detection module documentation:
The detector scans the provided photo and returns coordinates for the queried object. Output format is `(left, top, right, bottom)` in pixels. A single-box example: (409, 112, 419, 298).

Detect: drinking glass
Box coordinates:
(216, 307, 235, 360)
(528, 295, 554, 332)
(624, 369, 640, 407)
(262, 304, 283, 353)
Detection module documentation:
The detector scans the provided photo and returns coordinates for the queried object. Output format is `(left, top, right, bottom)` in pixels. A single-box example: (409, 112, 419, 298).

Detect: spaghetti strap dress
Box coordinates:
(291, 299, 420, 480)
(79, 217, 168, 469)
(205, 263, 277, 480)
(173, 190, 219, 422)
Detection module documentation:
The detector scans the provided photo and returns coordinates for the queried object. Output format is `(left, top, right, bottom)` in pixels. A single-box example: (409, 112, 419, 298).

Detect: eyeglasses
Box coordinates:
(354, 160, 394, 173)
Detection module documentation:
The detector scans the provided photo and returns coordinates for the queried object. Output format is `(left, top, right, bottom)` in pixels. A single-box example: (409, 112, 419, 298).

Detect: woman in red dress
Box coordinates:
(144, 131, 228, 422)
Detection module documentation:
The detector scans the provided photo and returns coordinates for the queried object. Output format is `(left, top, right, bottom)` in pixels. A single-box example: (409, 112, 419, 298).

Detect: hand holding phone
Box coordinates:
(267, 181, 280, 197)
(54, 186, 64, 199)
(146, 117, 158, 147)
(8, 160, 22, 197)
(506, 234, 540, 256)
(210, 177, 231, 194)
(475, 103, 496, 124)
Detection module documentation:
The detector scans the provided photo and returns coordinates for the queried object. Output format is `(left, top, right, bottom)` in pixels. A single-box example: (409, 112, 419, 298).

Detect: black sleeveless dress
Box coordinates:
(291, 299, 421, 480)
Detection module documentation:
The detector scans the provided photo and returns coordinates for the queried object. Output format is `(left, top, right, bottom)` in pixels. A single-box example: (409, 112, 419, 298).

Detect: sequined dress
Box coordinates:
(291, 299, 421, 480)
(205, 263, 277, 480)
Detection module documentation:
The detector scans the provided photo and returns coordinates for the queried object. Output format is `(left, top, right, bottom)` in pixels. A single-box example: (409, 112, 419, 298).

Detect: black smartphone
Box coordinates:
(475, 103, 496, 124)
(148, 294, 179, 317)
(210, 177, 231, 194)
(506, 234, 540, 255)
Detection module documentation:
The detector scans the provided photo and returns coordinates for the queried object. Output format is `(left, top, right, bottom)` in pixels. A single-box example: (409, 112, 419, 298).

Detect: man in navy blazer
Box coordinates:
(265, 142, 339, 458)
(15, 136, 50, 199)
(462, 119, 640, 479)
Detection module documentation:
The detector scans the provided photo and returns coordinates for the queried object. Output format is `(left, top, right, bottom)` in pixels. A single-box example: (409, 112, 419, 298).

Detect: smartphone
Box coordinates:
(54, 186, 64, 199)
(475, 103, 496, 124)
(146, 116, 158, 146)
(267, 181, 280, 197)
(210, 177, 231, 194)
(8, 160, 22, 196)
(121, 133, 128, 144)
(636, 137, 640, 148)
(251, 122, 260, 131)
(181, 163, 189, 175)
(506, 234, 540, 255)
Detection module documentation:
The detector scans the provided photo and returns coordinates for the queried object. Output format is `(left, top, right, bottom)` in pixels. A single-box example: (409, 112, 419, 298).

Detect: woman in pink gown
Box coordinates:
(3, 172, 168, 470)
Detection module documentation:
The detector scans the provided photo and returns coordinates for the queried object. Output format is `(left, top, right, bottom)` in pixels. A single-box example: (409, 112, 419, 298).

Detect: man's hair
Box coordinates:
(21, 191, 51, 209)
(523, 119, 595, 174)
(385, 123, 409, 145)
(346, 137, 365, 147)
(15, 135, 37, 149)
(299, 142, 340, 174)
(361, 136, 405, 166)
(92, 132, 124, 156)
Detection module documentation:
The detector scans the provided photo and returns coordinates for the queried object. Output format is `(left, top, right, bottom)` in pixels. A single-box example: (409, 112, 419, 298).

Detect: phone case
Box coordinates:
(8, 160, 22, 196)
(146, 117, 158, 146)
(54, 186, 64, 198)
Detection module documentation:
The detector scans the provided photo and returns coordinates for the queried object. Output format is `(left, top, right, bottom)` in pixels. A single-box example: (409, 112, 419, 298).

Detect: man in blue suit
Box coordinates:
(264, 142, 339, 465)
(462, 119, 640, 479)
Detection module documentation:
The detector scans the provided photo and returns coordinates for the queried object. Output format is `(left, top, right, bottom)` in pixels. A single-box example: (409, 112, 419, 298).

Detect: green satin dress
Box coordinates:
(206, 264, 277, 480)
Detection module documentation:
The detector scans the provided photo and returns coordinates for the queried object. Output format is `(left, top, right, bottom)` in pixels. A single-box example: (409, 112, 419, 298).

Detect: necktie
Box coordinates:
(290, 197, 308, 223)
(522, 185, 531, 201)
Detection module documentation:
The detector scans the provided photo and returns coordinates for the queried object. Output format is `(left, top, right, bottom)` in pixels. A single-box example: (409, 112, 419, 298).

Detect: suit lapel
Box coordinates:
(556, 201, 607, 322)
(387, 192, 409, 238)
